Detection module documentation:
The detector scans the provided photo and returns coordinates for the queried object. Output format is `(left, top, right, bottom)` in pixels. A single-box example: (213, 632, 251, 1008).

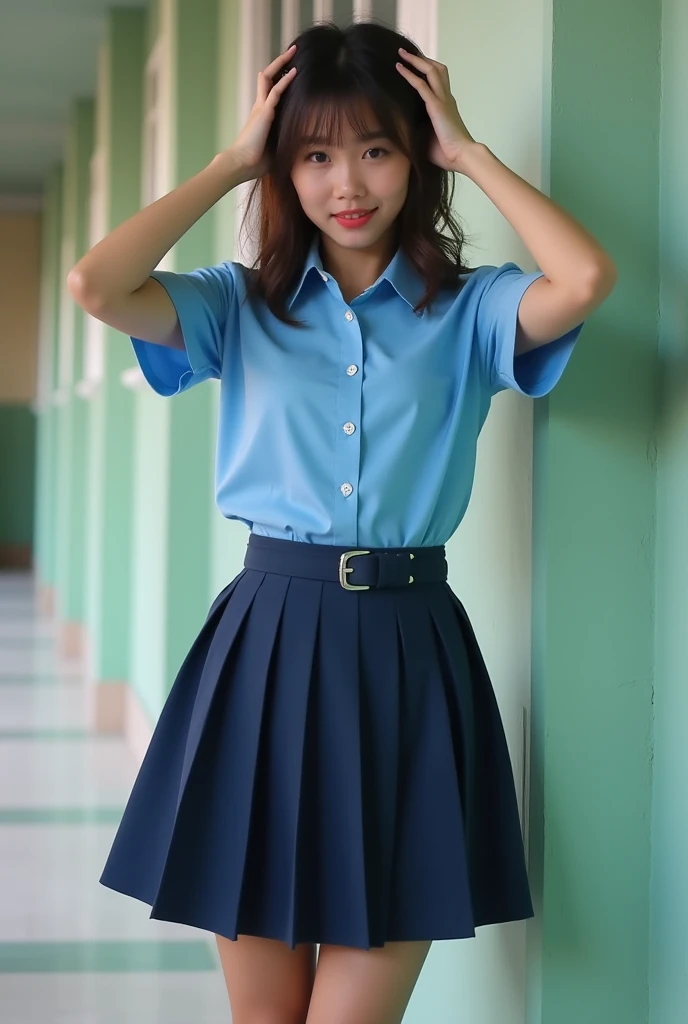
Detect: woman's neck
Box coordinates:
(319, 232, 396, 304)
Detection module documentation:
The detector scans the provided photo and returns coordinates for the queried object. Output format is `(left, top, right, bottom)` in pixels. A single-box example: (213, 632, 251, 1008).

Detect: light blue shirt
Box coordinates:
(131, 241, 583, 547)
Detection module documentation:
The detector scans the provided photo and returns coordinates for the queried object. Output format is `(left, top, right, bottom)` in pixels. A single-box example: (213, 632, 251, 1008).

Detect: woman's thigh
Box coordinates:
(306, 940, 432, 1024)
(215, 933, 317, 1024)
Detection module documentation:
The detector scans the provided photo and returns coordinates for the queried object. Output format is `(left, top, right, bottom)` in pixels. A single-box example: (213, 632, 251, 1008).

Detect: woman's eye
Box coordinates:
(306, 151, 329, 164)
(366, 147, 389, 159)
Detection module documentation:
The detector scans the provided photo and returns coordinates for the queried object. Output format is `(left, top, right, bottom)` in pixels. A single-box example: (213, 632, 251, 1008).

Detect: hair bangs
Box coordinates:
(273, 79, 410, 173)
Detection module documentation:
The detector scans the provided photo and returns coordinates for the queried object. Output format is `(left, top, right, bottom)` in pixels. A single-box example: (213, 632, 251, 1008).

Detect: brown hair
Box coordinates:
(243, 21, 474, 325)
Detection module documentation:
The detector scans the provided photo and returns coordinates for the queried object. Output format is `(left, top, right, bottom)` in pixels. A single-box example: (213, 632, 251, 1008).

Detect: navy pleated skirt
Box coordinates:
(100, 534, 534, 949)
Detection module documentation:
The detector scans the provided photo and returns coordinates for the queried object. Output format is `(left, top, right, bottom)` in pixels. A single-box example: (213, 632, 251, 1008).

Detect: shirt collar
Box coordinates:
(287, 237, 326, 309)
(287, 237, 426, 313)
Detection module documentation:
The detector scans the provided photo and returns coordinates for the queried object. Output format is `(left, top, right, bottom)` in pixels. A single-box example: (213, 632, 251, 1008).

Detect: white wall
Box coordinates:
(405, 1, 549, 1022)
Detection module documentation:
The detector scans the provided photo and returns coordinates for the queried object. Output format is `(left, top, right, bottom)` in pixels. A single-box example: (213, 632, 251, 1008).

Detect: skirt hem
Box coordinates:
(99, 877, 534, 951)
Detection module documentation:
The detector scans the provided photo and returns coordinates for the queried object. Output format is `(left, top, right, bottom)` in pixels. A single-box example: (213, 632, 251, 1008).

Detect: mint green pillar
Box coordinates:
(85, 9, 145, 701)
(34, 164, 63, 600)
(209, 0, 247, 599)
(130, 0, 219, 722)
(165, 0, 219, 677)
(54, 100, 94, 643)
(528, 1, 660, 1021)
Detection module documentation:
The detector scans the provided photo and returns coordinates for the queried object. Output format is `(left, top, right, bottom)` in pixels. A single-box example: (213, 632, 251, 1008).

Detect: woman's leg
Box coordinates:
(215, 933, 317, 1024)
(305, 940, 432, 1024)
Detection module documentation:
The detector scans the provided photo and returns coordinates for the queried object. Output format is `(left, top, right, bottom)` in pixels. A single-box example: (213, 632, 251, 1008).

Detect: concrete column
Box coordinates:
(85, 9, 146, 730)
(54, 99, 95, 660)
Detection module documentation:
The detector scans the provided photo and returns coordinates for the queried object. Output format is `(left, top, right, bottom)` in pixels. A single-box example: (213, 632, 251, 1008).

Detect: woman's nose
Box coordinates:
(334, 163, 366, 200)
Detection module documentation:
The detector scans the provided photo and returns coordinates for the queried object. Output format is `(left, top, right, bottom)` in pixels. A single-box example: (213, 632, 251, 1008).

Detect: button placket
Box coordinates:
(334, 306, 363, 545)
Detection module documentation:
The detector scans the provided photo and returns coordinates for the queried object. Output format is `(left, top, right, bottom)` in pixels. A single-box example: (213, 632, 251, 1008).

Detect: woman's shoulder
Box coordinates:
(459, 261, 524, 288)
(444, 262, 528, 305)
(174, 258, 257, 304)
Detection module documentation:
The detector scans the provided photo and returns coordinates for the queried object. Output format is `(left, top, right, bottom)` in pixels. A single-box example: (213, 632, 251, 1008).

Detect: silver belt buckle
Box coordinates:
(339, 550, 371, 591)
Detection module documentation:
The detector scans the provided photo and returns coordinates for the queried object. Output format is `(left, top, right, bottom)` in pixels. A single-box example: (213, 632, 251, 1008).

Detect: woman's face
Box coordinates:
(290, 108, 412, 254)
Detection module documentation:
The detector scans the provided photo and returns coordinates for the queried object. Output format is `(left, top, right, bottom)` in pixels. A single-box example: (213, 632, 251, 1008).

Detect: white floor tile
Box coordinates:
(0, 686, 89, 731)
(0, 972, 231, 1024)
(0, 738, 137, 807)
(0, 574, 235, 1023)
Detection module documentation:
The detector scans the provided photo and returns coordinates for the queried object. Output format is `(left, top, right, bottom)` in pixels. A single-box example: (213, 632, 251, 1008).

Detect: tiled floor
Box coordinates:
(0, 572, 231, 1023)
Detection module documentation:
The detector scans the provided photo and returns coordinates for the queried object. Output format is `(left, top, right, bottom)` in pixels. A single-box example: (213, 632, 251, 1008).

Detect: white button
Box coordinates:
(320, 271, 328, 281)
(340, 482, 353, 497)
(346, 364, 358, 376)
(343, 422, 356, 435)
(344, 310, 355, 322)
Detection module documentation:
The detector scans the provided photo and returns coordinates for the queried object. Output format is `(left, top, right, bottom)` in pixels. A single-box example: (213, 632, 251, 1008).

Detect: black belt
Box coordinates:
(244, 534, 448, 591)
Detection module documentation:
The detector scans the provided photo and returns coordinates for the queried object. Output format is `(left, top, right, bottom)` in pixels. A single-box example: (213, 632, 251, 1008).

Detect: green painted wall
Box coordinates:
(0, 406, 36, 545)
(530, 1, 660, 1022)
(650, 1, 688, 1021)
(85, 9, 145, 682)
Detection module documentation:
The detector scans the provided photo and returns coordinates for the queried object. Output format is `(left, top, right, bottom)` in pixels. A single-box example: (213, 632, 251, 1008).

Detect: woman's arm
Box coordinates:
(68, 44, 298, 349)
(454, 143, 617, 352)
(67, 156, 246, 349)
(396, 48, 617, 354)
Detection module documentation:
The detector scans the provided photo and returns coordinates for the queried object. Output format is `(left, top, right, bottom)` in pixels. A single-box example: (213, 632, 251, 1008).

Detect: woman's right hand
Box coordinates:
(224, 44, 297, 183)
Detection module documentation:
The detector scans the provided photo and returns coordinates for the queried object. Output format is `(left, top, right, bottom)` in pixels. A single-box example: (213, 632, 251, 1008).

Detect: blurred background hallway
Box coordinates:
(0, 570, 229, 1021)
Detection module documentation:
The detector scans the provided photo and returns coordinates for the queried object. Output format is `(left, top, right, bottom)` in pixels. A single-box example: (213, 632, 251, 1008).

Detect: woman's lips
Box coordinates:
(333, 208, 378, 229)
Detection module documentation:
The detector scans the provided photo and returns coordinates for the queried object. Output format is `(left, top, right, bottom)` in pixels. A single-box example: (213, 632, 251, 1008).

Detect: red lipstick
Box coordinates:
(333, 208, 378, 229)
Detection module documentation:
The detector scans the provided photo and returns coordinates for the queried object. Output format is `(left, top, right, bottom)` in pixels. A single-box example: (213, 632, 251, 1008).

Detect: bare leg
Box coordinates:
(215, 933, 317, 1024)
(305, 940, 432, 1024)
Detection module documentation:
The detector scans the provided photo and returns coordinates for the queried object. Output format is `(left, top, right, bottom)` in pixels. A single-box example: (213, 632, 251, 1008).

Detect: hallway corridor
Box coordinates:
(0, 572, 230, 1023)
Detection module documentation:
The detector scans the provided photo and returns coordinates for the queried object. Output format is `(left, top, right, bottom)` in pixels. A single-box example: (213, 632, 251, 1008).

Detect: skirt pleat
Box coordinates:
(100, 558, 534, 949)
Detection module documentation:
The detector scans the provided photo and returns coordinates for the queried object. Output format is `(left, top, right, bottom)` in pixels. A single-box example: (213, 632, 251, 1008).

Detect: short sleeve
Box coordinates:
(131, 262, 237, 397)
(475, 262, 584, 398)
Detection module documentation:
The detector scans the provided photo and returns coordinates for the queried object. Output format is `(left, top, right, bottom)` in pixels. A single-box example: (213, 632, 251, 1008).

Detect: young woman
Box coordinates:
(69, 20, 616, 1024)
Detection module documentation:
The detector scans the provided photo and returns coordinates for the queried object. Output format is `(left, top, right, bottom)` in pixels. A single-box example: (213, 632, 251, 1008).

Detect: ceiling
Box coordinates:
(0, 0, 146, 198)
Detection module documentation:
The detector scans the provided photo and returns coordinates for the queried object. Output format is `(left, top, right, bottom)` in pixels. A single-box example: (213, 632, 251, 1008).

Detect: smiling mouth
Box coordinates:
(335, 210, 375, 219)
(332, 209, 379, 228)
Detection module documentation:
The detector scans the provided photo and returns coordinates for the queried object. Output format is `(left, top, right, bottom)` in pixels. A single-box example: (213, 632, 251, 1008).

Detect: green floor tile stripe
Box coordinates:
(0, 941, 218, 973)
(0, 808, 125, 824)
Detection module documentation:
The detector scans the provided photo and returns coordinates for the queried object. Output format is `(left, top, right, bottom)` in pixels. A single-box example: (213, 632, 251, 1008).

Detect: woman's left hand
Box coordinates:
(396, 48, 476, 172)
